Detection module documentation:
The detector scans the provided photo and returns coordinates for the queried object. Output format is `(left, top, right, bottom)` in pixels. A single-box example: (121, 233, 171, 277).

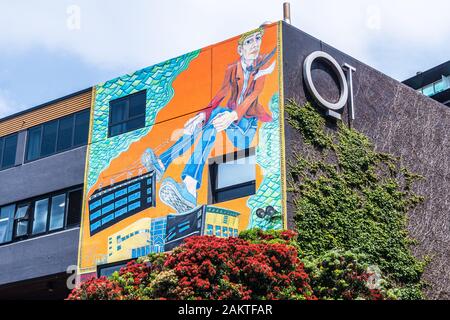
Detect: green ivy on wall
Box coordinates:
(286, 100, 427, 299)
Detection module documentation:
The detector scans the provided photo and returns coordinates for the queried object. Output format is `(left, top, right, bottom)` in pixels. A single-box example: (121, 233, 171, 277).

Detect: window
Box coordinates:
(0, 186, 83, 245)
(0, 133, 18, 170)
(108, 90, 146, 137)
(207, 224, 213, 236)
(14, 204, 30, 239)
(0, 205, 15, 244)
(97, 260, 131, 278)
(26, 109, 90, 162)
(418, 76, 450, 97)
(421, 83, 435, 97)
(223, 227, 228, 237)
(32, 199, 49, 235)
(49, 194, 66, 231)
(41, 121, 58, 157)
(215, 226, 221, 237)
(57, 116, 73, 151)
(209, 149, 256, 204)
(74, 110, 90, 146)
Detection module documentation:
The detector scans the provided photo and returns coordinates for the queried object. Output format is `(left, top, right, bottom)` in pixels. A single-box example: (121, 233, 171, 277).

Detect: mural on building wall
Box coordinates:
(79, 23, 285, 276)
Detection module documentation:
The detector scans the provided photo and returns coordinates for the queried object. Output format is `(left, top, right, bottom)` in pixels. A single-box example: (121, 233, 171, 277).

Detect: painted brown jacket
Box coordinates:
(203, 48, 276, 123)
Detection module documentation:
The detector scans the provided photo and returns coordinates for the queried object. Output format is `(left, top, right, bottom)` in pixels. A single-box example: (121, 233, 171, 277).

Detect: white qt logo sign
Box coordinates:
(303, 51, 356, 120)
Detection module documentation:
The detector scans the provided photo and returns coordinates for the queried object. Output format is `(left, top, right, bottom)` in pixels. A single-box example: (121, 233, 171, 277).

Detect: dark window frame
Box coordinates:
(0, 185, 83, 246)
(0, 133, 18, 171)
(108, 90, 147, 138)
(97, 259, 133, 278)
(12, 203, 31, 240)
(25, 109, 90, 163)
(209, 148, 256, 204)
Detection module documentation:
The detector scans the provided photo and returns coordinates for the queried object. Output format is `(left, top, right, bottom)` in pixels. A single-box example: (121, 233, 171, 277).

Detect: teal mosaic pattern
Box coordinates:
(247, 93, 283, 230)
(87, 51, 200, 191)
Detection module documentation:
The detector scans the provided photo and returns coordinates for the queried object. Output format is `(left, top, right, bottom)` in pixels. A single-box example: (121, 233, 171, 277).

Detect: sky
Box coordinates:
(0, 0, 449, 118)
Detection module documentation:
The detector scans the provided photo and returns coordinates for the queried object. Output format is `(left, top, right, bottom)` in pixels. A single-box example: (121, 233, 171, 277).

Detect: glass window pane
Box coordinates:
(110, 100, 127, 125)
(57, 116, 74, 151)
(74, 110, 89, 146)
(109, 124, 126, 137)
(434, 80, 445, 94)
(129, 92, 146, 118)
(2, 134, 18, 168)
(15, 205, 28, 219)
(217, 155, 256, 189)
(26, 127, 42, 161)
(422, 84, 435, 96)
(32, 199, 49, 234)
(16, 221, 28, 237)
(98, 264, 126, 277)
(49, 194, 66, 231)
(126, 117, 145, 132)
(67, 189, 82, 227)
(15, 204, 30, 237)
(216, 183, 255, 203)
(0, 205, 15, 244)
(0, 138, 3, 168)
(41, 121, 58, 157)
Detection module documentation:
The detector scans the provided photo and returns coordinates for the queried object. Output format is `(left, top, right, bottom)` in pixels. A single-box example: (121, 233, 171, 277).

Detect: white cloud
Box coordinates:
(0, 0, 448, 80)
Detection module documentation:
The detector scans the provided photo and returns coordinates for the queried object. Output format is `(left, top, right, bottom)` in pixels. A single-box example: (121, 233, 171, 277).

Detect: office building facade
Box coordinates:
(0, 89, 92, 299)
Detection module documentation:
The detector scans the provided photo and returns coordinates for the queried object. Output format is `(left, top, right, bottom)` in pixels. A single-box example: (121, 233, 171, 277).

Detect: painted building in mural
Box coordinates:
(78, 23, 286, 277)
(0, 21, 449, 299)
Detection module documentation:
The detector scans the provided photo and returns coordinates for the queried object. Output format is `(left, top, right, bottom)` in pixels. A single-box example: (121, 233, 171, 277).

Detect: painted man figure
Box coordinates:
(142, 27, 276, 213)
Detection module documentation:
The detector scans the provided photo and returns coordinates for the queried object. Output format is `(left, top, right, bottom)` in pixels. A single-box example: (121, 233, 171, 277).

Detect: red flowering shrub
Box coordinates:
(163, 235, 315, 300)
(67, 276, 123, 300)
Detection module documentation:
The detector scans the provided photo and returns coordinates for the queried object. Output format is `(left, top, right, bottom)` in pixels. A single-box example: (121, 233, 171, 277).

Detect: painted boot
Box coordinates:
(159, 177, 197, 213)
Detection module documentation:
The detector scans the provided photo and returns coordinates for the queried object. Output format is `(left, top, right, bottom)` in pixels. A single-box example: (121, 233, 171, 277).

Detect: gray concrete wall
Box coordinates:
(0, 228, 79, 285)
(0, 137, 86, 286)
(0, 144, 86, 207)
(282, 22, 450, 299)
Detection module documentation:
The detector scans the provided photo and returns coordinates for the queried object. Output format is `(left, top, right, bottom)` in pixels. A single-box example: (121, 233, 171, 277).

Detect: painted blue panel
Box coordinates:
(90, 210, 101, 221)
(128, 201, 141, 211)
(128, 191, 141, 202)
(115, 198, 127, 209)
(102, 194, 115, 205)
(91, 221, 101, 231)
(127, 183, 140, 193)
(114, 207, 128, 218)
(115, 188, 127, 198)
(102, 203, 115, 215)
(101, 214, 114, 225)
(89, 200, 101, 211)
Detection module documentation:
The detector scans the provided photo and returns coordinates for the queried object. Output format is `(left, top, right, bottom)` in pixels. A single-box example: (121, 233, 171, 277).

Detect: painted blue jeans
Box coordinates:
(159, 107, 258, 189)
